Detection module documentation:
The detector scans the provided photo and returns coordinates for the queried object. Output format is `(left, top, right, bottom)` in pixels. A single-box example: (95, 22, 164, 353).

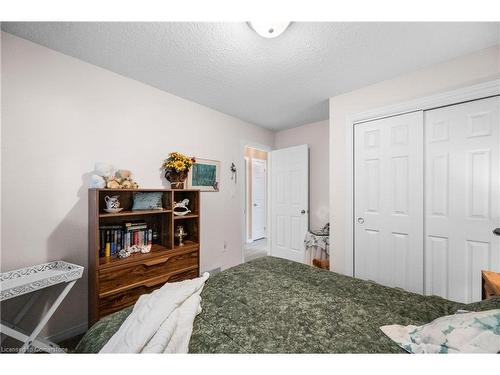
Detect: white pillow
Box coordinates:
(380, 309, 500, 353)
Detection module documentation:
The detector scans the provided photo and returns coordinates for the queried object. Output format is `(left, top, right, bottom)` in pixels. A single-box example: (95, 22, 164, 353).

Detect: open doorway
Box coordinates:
(244, 146, 268, 262)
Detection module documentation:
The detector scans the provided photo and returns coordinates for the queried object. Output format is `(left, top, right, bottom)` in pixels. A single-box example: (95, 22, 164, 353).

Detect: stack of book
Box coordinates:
(99, 221, 153, 257)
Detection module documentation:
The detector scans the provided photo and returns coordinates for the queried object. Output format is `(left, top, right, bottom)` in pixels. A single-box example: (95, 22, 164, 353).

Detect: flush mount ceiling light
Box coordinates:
(248, 22, 291, 38)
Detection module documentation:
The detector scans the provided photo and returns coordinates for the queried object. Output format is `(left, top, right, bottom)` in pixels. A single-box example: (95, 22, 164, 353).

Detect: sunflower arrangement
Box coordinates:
(162, 152, 196, 188)
(163, 152, 195, 172)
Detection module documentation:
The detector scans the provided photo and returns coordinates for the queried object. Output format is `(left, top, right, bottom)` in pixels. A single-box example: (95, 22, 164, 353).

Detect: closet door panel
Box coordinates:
(424, 96, 500, 303)
(354, 111, 424, 293)
(425, 235, 449, 297)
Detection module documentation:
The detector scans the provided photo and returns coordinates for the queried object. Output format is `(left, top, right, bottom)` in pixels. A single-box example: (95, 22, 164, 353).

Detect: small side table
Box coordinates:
(481, 270, 500, 300)
(1, 261, 83, 353)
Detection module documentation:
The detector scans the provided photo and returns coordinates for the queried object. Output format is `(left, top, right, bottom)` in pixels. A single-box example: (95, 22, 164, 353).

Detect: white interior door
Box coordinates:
(354, 111, 424, 293)
(270, 145, 309, 263)
(252, 158, 267, 241)
(424, 96, 500, 303)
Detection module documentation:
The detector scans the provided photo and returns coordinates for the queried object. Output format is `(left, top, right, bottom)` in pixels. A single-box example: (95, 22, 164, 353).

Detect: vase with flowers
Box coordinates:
(162, 152, 196, 189)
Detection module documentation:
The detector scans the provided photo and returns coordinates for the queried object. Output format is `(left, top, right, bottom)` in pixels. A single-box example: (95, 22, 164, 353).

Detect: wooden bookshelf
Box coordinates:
(88, 188, 200, 325)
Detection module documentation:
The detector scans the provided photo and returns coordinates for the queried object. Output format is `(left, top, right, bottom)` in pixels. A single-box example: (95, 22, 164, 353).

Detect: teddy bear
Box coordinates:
(90, 165, 139, 189)
(105, 169, 139, 189)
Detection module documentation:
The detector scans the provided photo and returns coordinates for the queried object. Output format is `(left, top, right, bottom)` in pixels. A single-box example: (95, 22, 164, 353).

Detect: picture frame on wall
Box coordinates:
(187, 158, 220, 192)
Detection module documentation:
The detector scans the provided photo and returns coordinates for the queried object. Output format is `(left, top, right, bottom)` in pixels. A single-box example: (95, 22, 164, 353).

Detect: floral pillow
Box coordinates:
(380, 309, 500, 353)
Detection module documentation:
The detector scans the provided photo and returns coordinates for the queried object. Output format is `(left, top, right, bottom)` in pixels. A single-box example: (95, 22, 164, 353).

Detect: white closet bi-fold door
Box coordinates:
(354, 111, 424, 293)
(425, 96, 500, 303)
(354, 96, 500, 303)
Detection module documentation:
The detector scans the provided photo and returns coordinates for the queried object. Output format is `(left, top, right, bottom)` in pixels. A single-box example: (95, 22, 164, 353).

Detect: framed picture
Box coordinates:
(187, 158, 220, 192)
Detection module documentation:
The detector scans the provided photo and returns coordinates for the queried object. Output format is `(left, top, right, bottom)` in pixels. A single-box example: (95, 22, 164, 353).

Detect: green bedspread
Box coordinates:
(76, 256, 500, 353)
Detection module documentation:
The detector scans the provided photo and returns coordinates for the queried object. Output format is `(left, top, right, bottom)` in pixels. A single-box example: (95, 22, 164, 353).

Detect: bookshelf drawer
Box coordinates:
(98, 267, 199, 319)
(98, 248, 198, 297)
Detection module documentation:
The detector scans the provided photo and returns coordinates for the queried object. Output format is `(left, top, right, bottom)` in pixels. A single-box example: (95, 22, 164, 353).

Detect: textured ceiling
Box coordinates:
(2, 22, 499, 130)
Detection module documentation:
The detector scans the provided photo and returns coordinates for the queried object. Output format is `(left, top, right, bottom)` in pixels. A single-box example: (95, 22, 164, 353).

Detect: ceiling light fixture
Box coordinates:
(248, 22, 291, 39)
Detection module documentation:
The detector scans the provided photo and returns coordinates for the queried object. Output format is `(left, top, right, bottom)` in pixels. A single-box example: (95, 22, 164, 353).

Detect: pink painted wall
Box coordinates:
(274, 120, 329, 230)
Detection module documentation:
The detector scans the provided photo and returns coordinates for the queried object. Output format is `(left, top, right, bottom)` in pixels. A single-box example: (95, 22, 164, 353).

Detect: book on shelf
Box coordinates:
(99, 222, 154, 258)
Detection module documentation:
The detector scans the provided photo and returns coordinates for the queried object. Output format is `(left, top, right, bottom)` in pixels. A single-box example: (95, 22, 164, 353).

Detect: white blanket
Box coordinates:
(100, 272, 209, 353)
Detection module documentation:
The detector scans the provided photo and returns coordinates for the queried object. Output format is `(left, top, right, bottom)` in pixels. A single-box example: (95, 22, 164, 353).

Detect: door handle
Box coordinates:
(253, 203, 258, 207)
(301, 210, 306, 214)
(493, 228, 500, 236)
(357, 217, 364, 224)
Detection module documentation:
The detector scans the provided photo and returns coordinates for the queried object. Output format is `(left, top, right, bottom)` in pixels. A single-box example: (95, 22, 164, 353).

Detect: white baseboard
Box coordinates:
(45, 321, 88, 344)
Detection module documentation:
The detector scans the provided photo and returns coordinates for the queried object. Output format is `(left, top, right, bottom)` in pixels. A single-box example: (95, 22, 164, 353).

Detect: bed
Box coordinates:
(76, 256, 500, 353)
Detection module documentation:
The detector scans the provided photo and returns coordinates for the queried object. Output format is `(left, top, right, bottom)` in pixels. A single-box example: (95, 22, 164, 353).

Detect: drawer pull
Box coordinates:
(143, 257, 170, 267)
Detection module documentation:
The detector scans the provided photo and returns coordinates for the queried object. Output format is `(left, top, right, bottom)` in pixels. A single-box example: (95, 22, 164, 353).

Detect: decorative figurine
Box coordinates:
(118, 249, 130, 259)
(175, 225, 188, 246)
(173, 199, 191, 216)
(230, 162, 237, 183)
(118, 244, 152, 259)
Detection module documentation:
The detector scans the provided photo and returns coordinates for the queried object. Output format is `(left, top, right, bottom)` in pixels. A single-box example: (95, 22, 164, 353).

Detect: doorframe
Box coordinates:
(251, 158, 267, 241)
(343, 79, 500, 277)
(244, 156, 252, 243)
(240, 141, 272, 264)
